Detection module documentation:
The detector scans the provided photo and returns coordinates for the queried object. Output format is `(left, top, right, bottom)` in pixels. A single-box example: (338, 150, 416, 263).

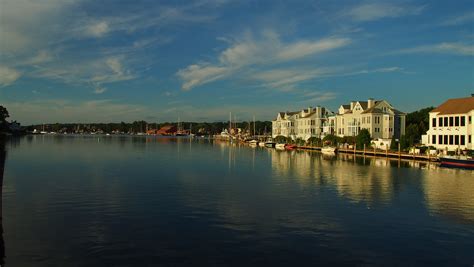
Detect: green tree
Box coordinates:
(0, 106, 9, 131)
(356, 129, 371, 149)
(274, 135, 287, 143)
(390, 135, 398, 150)
(399, 135, 409, 150)
(405, 124, 419, 147)
(323, 134, 341, 145)
(307, 137, 322, 146)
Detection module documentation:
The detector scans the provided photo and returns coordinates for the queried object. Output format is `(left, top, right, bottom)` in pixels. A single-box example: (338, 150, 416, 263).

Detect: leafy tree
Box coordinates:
(274, 135, 287, 143)
(390, 135, 398, 150)
(399, 135, 409, 150)
(307, 137, 322, 146)
(295, 138, 305, 146)
(0, 106, 9, 131)
(356, 129, 371, 149)
(405, 124, 419, 147)
(323, 134, 341, 145)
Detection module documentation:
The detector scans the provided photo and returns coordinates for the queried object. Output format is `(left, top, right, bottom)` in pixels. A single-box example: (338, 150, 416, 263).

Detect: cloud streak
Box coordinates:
(396, 42, 474, 56)
(346, 2, 424, 22)
(177, 30, 351, 90)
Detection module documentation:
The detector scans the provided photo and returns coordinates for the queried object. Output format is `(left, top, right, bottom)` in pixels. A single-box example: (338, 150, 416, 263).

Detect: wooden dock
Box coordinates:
(296, 146, 435, 161)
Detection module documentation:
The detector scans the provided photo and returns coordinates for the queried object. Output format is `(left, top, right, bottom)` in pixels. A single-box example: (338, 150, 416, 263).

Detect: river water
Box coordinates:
(1, 135, 473, 266)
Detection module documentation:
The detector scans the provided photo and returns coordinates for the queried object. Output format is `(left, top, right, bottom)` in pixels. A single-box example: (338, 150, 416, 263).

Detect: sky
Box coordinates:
(0, 0, 473, 124)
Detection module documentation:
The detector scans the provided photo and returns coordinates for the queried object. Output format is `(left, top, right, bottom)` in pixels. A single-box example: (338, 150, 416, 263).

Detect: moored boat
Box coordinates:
(439, 156, 474, 170)
(275, 143, 286, 150)
(321, 146, 337, 154)
(258, 142, 266, 147)
(285, 144, 296, 150)
(265, 142, 276, 148)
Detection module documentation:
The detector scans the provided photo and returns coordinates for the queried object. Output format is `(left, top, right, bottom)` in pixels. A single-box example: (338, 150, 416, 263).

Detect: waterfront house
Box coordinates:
(272, 106, 334, 140)
(423, 95, 474, 151)
(335, 98, 406, 141)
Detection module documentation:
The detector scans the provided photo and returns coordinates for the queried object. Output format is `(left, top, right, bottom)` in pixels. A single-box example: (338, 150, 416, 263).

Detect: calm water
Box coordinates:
(1, 135, 473, 266)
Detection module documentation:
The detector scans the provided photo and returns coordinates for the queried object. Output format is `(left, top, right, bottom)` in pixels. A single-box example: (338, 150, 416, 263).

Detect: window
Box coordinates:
(470, 116, 472, 124)
(439, 135, 443, 144)
(461, 116, 465, 126)
(444, 135, 448, 144)
(432, 118, 436, 127)
(449, 135, 453, 145)
(439, 117, 443, 127)
(432, 135, 436, 144)
(455, 135, 459, 145)
(461, 135, 465, 146)
(470, 135, 472, 143)
(455, 116, 459, 127)
(449, 117, 454, 127)
(444, 117, 448, 126)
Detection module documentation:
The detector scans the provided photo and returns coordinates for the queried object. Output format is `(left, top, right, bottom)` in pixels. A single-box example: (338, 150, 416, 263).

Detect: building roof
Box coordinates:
(431, 96, 474, 115)
(358, 101, 368, 110)
(341, 105, 350, 109)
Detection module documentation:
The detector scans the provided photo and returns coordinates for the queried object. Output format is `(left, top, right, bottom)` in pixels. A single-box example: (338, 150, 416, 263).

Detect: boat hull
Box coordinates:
(440, 157, 474, 170)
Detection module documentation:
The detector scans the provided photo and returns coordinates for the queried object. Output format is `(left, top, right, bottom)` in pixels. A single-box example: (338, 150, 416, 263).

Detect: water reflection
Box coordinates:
(2, 136, 473, 266)
(0, 137, 6, 266)
(269, 148, 474, 216)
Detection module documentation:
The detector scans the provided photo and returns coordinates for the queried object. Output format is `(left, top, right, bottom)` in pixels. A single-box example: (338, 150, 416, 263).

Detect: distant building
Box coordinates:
(272, 106, 334, 140)
(156, 125, 177, 135)
(423, 95, 474, 151)
(335, 98, 406, 141)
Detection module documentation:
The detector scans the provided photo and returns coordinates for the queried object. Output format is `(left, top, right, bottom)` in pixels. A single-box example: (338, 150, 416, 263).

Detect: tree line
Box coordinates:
(26, 120, 273, 135)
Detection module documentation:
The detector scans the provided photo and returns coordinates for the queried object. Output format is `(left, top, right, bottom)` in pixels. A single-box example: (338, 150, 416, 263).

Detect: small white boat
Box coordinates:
(321, 146, 337, 154)
(275, 143, 286, 150)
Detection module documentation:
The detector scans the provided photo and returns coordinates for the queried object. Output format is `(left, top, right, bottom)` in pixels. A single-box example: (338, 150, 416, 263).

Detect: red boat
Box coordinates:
(439, 157, 474, 170)
(285, 144, 297, 150)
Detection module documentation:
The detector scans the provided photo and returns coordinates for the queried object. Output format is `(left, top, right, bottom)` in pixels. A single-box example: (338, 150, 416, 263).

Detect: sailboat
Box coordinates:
(175, 116, 188, 136)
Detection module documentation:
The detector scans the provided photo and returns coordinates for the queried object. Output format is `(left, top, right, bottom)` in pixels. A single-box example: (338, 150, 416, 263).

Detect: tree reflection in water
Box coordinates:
(0, 136, 5, 266)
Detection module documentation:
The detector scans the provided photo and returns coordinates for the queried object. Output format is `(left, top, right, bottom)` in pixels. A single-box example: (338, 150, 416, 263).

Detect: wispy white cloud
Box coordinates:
(346, 2, 424, 22)
(252, 68, 335, 92)
(440, 11, 474, 26)
(177, 30, 351, 90)
(298, 91, 338, 103)
(31, 56, 136, 85)
(83, 21, 110, 37)
(396, 42, 474, 56)
(0, 65, 21, 87)
(93, 87, 107, 94)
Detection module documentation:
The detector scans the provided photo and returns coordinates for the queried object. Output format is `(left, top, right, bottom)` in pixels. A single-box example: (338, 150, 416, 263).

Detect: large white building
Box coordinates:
(423, 95, 474, 151)
(272, 106, 334, 140)
(334, 99, 406, 140)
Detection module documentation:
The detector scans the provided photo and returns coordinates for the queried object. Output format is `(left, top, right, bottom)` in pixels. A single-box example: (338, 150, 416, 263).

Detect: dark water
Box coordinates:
(1, 135, 473, 266)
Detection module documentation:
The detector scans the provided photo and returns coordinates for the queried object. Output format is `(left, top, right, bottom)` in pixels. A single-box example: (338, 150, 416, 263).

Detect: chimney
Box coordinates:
(350, 101, 356, 110)
(368, 98, 375, 108)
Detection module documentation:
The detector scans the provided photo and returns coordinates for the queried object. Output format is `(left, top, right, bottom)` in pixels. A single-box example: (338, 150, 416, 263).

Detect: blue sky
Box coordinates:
(0, 0, 472, 124)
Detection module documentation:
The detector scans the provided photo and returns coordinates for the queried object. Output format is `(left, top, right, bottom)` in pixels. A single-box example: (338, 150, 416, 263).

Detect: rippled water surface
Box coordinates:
(1, 135, 473, 266)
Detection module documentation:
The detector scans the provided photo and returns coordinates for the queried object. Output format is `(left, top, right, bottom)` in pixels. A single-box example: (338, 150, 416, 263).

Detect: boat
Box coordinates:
(265, 142, 276, 148)
(248, 140, 258, 147)
(275, 143, 286, 150)
(285, 144, 297, 150)
(321, 146, 337, 154)
(439, 156, 474, 170)
(258, 142, 266, 147)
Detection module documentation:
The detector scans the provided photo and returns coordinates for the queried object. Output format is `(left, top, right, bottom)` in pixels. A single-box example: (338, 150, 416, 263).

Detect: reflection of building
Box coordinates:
(423, 95, 474, 151)
(422, 169, 474, 224)
(272, 107, 334, 140)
